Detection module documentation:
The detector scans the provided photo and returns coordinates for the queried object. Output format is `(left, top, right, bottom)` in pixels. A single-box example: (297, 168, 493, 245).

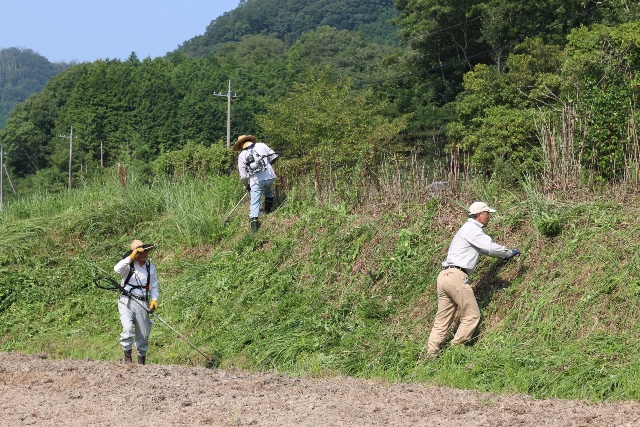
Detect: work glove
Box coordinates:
(129, 247, 145, 261)
(149, 299, 158, 313)
(505, 248, 521, 260)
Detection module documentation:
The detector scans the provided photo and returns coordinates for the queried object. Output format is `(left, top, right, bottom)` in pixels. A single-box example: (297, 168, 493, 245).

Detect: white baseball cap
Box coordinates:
(469, 201, 496, 215)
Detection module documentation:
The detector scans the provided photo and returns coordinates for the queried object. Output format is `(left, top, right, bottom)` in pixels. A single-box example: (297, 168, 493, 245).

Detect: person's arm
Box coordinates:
(265, 144, 279, 164)
(238, 152, 250, 190)
(466, 227, 512, 259)
(237, 152, 248, 180)
(149, 264, 159, 301)
(114, 257, 131, 277)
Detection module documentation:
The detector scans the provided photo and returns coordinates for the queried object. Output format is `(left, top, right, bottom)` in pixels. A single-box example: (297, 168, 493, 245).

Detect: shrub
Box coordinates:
(154, 141, 234, 180)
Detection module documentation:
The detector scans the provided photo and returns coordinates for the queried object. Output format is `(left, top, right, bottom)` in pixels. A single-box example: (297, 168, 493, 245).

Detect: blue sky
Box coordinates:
(0, 0, 240, 63)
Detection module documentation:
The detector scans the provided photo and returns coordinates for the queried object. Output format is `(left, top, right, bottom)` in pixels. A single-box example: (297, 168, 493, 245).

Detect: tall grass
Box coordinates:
(536, 100, 640, 189)
(1, 161, 640, 402)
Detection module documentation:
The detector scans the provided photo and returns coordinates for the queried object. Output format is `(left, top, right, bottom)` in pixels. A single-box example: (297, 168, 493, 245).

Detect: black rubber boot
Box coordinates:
(124, 349, 132, 364)
(138, 355, 146, 365)
(250, 217, 260, 231)
(264, 197, 274, 213)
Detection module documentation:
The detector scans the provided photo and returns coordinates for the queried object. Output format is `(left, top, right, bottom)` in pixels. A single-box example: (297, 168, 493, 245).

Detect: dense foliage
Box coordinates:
(0, 48, 71, 127)
(256, 69, 409, 167)
(393, 0, 640, 104)
(0, 27, 398, 197)
(448, 22, 640, 181)
(1, 0, 640, 197)
(175, 0, 399, 58)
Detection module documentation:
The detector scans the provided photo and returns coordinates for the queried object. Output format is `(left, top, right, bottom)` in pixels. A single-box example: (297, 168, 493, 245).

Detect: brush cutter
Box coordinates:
(93, 276, 217, 367)
(223, 191, 249, 225)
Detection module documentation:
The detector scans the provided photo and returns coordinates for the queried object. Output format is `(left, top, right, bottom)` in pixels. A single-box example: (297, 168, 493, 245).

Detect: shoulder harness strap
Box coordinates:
(124, 261, 151, 292)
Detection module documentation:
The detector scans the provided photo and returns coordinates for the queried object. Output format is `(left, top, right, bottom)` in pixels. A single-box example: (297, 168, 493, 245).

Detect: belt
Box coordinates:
(443, 265, 466, 273)
(121, 294, 146, 301)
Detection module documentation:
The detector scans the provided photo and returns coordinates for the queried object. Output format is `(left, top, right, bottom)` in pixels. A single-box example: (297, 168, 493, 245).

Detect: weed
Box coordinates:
(2, 163, 640, 402)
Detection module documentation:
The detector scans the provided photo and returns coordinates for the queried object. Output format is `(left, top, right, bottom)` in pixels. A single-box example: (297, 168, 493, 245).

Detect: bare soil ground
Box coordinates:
(1, 352, 639, 427)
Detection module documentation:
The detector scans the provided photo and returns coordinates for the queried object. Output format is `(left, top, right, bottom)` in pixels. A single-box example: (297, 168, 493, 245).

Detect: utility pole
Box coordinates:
(60, 126, 77, 192)
(213, 80, 238, 149)
(3, 163, 16, 196)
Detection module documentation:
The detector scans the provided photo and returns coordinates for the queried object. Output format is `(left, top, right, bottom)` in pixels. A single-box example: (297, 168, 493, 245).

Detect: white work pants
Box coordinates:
(118, 295, 152, 356)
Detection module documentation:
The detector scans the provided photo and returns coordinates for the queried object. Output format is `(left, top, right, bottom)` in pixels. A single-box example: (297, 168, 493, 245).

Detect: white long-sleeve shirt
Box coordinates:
(442, 218, 512, 276)
(114, 257, 159, 300)
(237, 142, 277, 186)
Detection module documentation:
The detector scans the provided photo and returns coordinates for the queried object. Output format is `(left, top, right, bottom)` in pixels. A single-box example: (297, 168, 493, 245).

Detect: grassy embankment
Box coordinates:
(1, 167, 639, 402)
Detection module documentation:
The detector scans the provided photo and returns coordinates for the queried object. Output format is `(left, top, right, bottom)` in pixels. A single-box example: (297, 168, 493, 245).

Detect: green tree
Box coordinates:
(0, 63, 88, 176)
(447, 21, 640, 180)
(214, 34, 286, 65)
(561, 22, 640, 178)
(176, 0, 398, 57)
(171, 55, 245, 149)
(256, 68, 408, 167)
(287, 26, 398, 81)
(392, 0, 607, 106)
(0, 48, 71, 127)
(448, 38, 565, 176)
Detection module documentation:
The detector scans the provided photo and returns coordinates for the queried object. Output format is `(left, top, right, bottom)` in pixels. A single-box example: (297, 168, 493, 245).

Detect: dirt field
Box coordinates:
(1, 352, 639, 426)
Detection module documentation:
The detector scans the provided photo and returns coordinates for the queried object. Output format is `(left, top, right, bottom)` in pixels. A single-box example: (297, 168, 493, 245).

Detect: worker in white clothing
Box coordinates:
(426, 202, 520, 358)
(114, 239, 159, 364)
(233, 134, 279, 231)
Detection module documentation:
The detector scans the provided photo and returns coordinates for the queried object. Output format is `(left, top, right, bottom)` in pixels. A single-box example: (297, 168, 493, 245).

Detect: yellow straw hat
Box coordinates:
(233, 135, 257, 152)
(123, 239, 156, 259)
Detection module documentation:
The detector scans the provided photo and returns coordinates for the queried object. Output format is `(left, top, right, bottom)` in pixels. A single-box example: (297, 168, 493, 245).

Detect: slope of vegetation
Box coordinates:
(1, 164, 639, 402)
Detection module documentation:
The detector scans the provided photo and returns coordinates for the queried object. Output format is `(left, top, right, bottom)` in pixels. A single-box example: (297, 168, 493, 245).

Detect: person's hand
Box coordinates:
(505, 248, 521, 260)
(244, 183, 250, 192)
(129, 247, 144, 261)
(149, 300, 158, 313)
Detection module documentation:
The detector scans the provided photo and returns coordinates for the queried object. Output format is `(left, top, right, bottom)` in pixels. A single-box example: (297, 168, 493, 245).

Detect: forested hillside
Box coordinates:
(1, 0, 640, 198)
(175, 0, 399, 58)
(0, 48, 71, 127)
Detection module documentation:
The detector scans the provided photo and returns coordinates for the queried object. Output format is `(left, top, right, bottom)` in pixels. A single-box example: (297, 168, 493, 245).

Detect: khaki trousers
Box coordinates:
(427, 268, 480, 356)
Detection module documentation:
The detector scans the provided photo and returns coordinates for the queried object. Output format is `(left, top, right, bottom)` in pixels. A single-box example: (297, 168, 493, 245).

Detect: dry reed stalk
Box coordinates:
(117, 163, 127, 189)
(537, 104, 584, 191)
(623, 98, 640, 186)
